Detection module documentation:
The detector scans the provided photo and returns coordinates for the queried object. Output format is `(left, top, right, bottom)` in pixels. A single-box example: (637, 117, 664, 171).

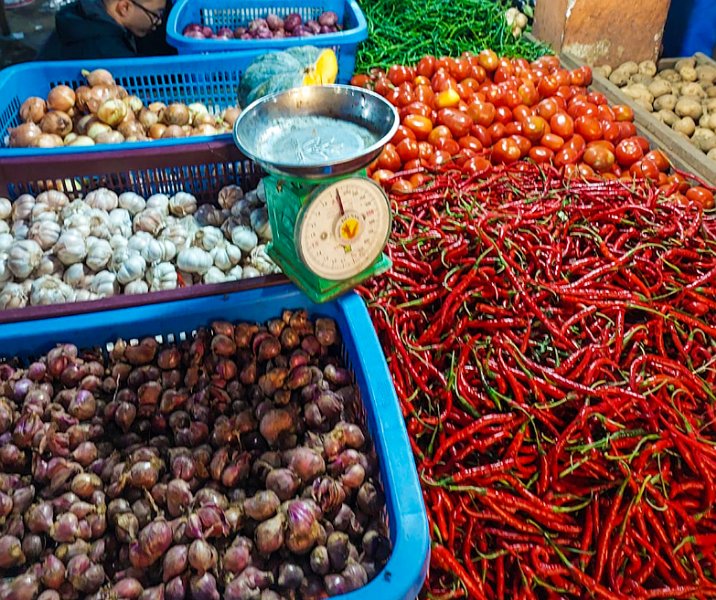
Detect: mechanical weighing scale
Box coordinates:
(233, 85, 400, 303)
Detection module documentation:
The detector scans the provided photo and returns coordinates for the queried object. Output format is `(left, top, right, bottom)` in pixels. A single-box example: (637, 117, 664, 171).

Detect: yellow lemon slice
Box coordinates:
(303, 49, 339, 86)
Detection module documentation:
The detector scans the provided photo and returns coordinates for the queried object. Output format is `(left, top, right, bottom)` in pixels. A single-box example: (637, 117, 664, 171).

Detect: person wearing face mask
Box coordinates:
(36, 0, 171, 60)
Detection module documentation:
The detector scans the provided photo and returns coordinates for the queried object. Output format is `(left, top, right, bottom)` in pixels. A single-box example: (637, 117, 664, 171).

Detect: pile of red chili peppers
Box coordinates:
(358, 163, 716, 599)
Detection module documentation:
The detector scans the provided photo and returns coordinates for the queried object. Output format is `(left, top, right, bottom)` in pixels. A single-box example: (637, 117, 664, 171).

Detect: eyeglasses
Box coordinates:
(128, 0, 165, 28)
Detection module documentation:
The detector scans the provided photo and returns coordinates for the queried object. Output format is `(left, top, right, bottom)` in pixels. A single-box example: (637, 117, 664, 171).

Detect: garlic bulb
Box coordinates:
(146, 193, 170, 215)
(133, 208, 165, 235)
(75, 289, 100, 302)
(61, 198, 91, 220)
(140, 238, 165, 264)
(250, 207, 271, 240)
(12, 194, 35, 221)
(90, 270, 118, 297)
(128, 231, 153, 253)
(248, 244, 279, 274)
(8, 239, 43, 278)
(63, 263, 89, 288)
(203, 266, 226, 284)
(160, 221, 190, 249)
(108, 208, 132, 237)
(118, 191, 146, 215)
(64, 212, 91, 238)
(109, 233, 129, 251)
(31, 201, 54, 222)
(30, 275, 75, 306)
(241, 265, 261, 279)
(195, 226, 224, 251)
(85, 188, 119, 211)
(176, 247, 212, 274)
(110, 246, 130, 272)
(225, 265, 243, 281)
(36, 253, 64, 278)
(230, 225, 259, 253)
(169, 192, 197, 217)
(211, 242, 242, 271)
(0, 197, 11, 220)
(28, 220, 62, 250)
(36, 190, 69, 211)
(0, 222, 8, 235)
(86, 238, 113, 271)
(0, 233, 13, 254)
(54, 230, 87, 265)
(218, 184, 243, 210)
(159, 239, 177, 262)
(116, 253, 146, 285)
(147, 262, 177, 291)
(12, 221, 29, 241)
(0, 282, 27, 309)
(32, 208, 59, 224)
(195, 204, 225, 227)
(124, 279, 149, 295)
(89, 208, 111, 239)
(0, 256, 12, 283)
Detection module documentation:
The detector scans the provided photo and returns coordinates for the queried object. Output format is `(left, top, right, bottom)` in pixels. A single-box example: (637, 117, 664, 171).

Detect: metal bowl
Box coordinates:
(233, 84, 399, 180)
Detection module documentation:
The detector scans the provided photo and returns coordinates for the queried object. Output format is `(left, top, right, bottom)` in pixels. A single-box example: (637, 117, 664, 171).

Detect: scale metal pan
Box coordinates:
(233, 84, 399, 180)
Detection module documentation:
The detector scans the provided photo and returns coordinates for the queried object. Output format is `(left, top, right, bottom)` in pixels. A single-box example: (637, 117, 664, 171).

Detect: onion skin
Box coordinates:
(9, 122, 42, 147)
(47, 85, 76, 112)
(20, 97, 47, 124)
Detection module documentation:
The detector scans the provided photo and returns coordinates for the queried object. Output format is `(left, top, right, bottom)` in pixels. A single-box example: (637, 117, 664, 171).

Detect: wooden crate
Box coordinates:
(658, 52, 716, 72)
(560, 51, 716, 185)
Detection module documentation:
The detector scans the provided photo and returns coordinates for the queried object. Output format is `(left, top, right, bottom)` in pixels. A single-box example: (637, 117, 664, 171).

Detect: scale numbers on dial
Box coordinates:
(296, 178, 392, 281)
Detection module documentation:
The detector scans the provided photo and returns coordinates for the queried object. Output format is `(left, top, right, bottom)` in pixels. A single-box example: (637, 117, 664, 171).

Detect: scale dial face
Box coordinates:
(296, 177, 392, 281)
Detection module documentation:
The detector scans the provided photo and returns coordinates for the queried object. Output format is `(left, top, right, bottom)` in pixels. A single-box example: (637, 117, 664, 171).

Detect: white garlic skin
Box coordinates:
(176, 247, 212, 275)
(169, 192, 198, 217)
(54, 230, 87, 265)
(85, 188, 119, 212)
(8, 239, 43, 279)
(0, 197, 11, 220)
(118, 191, 146, 216)
(86, 238, 113, 271)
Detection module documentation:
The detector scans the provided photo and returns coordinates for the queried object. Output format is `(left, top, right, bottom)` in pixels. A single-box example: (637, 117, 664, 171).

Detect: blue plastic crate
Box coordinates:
(0, 283, 430, 599)
(166, 0, 367, 81)
(0, 50, 270, 158)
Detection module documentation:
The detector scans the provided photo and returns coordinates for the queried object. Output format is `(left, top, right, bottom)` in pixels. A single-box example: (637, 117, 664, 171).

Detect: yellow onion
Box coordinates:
(9, 122, 42, 147)
(118, 120, 146, 139)
(64, 132, 79, 145)
(76, 114, 98, 135)
(74, 85, 92, 113)
(47, 85, 76, 112)
(163, 103, 190, 126)
(188, 102, 209, 121)
(32, 133, 64, 148)
(148, 123, 167, 139)
(19, 97, 47, 124)
(194, 123, 218, 136)
(86, 84, 119, 114)
(162, 124, 186, 138)
(181, 124, 193, 135)
(115, 86, 129, 99)
(40, 111, 73, 137)
(97, 99, 128, 127)
(68, 135, 95, 147)
(87, 121, 112, 140)
(82, 68, 115, 87)
(223, 107, 241, 127)
(124, 95, 143, 113)
(138, 108, 159, 129)
(193, 112, 216, 127)
(95, 130, 125, 145)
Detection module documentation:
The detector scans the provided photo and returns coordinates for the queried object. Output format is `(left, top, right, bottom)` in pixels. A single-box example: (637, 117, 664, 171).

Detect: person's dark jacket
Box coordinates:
(36, 0, 137, 61)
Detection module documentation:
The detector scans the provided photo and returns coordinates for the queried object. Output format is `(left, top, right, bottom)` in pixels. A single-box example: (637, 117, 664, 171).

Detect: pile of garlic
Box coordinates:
(0, 181, 281, 310)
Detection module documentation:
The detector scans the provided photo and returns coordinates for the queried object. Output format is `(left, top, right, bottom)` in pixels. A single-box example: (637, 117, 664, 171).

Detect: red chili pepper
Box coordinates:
(431, 543, 488, 600)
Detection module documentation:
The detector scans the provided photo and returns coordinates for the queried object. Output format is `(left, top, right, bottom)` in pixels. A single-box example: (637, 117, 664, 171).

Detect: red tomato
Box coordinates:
(413, 84, 435, 106)
(492, 137, 521, 164)
(587, 91, 607, 106)
(392, 125, 416, 144)
(377, 144, 401, 171)
(478, 49, 499, 71)
(484, 85, 504, 106)
(618, 122, 637, 139)
(645, 149, 670, 172)
(488, 122, 507, 141)
(629, 158, 660, 180)
(400, 101, 432, 120)
(504, 122, 523, 136)
(613, 104, 635, 122)
(449, 58, 471, 81)
(570, 65, 592, 87)
(403, 114, 434, 140)
(578, 163, 596, 178)
(470, 64, 487, 83)
(467, 101, 496, 127)
(395, 83, 415, 107)
(371, 169, 394, 185)
(518, 81, 539, 106)
(632, 136, 650, 153)
(431, 69, 457, 93)
(555, 146, 580, 167)
(564, 133, 586, 158)
(522, 115, 548, 142)
(430, 149, 453, 168)
(471, 124, 492, 148)
(536, 98, 560, 120)
(350, 74, 372, 88)
(537, 75, 559, 97)
(541, 133, 565, 151)
(395, 137, 420, 163)
(686, 186, 715, 209)
(528, 146, 554, 164)
(574, 115, 603, 142)
(458, 135, 483, 152)
(502, 88, 522, 109)
(597, 104, 616, 122)
(390, 178, 414, 194)
(511, 135, 532, 157)
(615, 138, 644, 166)
(550, 112, 574, 138)
(427, 125, 453, 145)
(413, 75, 431, 86)
(512, 104, 532, 123)
(437, 108, 472, 138)
(667, 173, 690, 194)
(602, 121, 621, 143)
(494, 106, 513, 124)
(583, 144, 615, 173)
(463, 155, 492, 175)
(409, 172, 430, 188)
(404, 158, 422, 171)
(433, 137, 461, 155)
(418, 141, 435, 161)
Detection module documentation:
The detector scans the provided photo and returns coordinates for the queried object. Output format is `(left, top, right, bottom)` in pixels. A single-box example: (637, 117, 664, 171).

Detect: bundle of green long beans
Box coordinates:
(355, 0, 550, 72)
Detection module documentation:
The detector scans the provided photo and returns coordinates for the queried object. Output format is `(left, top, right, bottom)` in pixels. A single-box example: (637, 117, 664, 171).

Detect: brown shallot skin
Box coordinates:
(0, 311, 389, 597)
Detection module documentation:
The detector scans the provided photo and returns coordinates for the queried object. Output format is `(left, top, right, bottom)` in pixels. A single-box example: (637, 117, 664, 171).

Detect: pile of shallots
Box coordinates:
(0, 310, 391, 599)
(8, 69, 240, 149)
(0, 180, 281, 310)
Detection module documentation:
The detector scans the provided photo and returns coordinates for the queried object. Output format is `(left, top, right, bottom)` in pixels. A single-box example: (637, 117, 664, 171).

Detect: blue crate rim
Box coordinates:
(0, 283, 430, 600)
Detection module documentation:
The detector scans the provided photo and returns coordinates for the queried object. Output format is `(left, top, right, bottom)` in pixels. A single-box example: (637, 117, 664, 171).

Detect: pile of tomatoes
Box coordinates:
(352, 51, 714, 208)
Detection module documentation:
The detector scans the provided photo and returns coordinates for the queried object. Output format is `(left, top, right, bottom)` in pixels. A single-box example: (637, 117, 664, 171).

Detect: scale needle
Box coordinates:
(335, 189, 345, 216)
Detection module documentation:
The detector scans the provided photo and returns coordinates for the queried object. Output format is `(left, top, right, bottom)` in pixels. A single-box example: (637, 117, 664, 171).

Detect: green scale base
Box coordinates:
(264, 173, 392, 303)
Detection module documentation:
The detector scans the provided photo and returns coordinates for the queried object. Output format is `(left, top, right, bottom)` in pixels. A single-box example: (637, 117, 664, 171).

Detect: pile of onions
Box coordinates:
(0, 311, 391, 599)
(183, 11, 340, 40)
(8, 68, 241, 149)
